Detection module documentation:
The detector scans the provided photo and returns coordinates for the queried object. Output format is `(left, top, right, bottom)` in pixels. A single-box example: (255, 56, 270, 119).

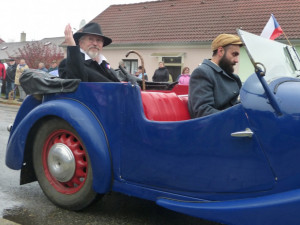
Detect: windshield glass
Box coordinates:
(238, 29, 300, 82)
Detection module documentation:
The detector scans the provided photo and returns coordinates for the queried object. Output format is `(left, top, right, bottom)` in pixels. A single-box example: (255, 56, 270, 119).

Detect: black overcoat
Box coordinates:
(59, 46, 120, 82)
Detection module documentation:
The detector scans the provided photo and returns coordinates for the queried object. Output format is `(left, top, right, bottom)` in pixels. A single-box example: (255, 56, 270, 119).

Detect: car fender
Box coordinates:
(6, 98, 112, 193)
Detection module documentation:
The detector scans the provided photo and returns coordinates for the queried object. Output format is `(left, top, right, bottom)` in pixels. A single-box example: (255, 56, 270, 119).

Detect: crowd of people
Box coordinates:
(1, 22, 243, 119)
(0, 59, 59, 102)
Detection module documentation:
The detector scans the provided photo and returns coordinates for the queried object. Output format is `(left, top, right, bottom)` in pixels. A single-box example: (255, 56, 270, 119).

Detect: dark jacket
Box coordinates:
(6, 63, 17, 82)
(152, 67, 169, 82)
(59, 46, 120, 82)
(188, 59, 242, 118)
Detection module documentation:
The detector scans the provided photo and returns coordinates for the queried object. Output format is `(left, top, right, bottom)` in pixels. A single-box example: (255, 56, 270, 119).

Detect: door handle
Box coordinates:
(231, 128, 253, 138)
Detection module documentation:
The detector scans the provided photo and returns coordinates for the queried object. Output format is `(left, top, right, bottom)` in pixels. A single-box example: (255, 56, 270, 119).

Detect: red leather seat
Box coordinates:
(141, 92, 191, 121)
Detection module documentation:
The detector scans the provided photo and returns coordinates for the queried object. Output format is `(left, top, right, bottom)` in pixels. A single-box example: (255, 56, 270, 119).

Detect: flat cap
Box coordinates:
(211, 34, 243, 51)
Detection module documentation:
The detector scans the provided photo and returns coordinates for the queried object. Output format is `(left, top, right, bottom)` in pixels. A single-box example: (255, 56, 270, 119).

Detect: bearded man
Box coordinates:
(188, 34, 243, 118)
(59, 23, 120, 82)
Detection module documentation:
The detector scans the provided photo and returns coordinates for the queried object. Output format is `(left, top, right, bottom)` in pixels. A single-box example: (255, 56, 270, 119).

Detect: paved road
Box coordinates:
(0, 103, 221, 225)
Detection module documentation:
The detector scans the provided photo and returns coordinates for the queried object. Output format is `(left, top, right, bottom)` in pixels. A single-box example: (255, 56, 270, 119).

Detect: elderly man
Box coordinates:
(188, 34, 243, 118)
(59, 23, 120, 82)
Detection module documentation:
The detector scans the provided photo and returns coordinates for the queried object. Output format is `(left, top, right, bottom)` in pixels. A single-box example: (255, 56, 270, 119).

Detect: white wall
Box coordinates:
(102, 44, 250, 82)
(103, 44, 212, 81)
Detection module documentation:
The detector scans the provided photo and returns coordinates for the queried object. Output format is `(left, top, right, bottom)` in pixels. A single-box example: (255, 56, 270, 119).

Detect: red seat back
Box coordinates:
(141, 92, 190, 121)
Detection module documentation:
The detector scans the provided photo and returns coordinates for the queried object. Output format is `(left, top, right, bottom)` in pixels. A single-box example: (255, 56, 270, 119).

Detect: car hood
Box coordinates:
(272, 78, 300, 115)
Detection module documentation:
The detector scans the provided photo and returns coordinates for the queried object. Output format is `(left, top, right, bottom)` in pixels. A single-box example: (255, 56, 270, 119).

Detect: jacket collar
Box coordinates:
(80, 48, 106, 65)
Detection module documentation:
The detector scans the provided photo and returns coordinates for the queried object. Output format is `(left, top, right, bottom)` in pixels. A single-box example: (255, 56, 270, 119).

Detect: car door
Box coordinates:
(120, 93, 275, 194)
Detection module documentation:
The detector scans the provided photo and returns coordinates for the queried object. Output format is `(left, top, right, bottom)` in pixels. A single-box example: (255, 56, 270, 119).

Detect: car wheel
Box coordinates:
(33, 118, 100, 210)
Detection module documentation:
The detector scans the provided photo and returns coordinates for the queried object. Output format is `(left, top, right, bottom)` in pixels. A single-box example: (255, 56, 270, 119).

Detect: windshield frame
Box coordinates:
(237, 29, 300, 83)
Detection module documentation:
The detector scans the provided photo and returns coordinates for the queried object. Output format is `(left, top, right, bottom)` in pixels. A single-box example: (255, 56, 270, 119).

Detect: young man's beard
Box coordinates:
(219, 54, 234, 75)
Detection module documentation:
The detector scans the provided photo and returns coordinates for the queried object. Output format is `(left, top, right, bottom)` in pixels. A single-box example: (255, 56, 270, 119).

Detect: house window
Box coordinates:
(123, 59, 138, 75)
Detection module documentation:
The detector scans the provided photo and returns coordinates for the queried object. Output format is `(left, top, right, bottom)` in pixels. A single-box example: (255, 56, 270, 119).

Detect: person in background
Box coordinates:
(152, 61, 169, 82)
(3, 61, 8, 70)
(177, 67, 191, 85)
(48, 60, 58, 72)
(15, 59, 29, 102)
(188, 33, 243, 118)
(134, 70, 139, 77)
(5, 59, 17, 99)
(137, 66, 148, 81)
(48, 60, 59, 76)
(38, 62, 48, 72)
(0, 60, 6, 95)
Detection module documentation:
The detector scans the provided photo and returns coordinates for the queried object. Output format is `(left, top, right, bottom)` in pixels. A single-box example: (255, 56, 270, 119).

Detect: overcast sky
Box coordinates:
(0, 0, 157, 42)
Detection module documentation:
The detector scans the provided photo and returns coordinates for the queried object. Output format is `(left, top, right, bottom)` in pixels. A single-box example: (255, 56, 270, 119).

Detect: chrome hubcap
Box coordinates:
(47, 143, 76, 182)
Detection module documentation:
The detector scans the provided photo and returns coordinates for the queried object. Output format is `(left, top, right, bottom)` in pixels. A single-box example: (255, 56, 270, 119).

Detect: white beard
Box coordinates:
(87, 49, 100, 60)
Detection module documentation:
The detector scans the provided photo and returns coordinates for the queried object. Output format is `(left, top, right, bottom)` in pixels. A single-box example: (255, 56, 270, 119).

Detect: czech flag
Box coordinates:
(260, 14, 283, 40)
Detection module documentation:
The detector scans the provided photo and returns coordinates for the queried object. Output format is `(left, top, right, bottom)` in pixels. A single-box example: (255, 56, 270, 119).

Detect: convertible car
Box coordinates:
(5, 30, 300, 225)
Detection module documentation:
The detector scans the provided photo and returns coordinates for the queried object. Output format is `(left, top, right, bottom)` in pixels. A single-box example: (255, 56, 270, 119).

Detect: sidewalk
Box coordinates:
(0, 97, 22, 106)
(0, 218, 20, 225)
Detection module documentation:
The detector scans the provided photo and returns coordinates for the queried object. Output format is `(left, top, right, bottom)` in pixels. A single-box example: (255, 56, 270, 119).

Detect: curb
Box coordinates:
(0, 218, 20, 225)
(0, 98, 21, 106)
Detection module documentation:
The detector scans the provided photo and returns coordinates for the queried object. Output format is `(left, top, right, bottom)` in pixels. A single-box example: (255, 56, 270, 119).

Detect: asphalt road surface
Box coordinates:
(0, 103, 222, 225)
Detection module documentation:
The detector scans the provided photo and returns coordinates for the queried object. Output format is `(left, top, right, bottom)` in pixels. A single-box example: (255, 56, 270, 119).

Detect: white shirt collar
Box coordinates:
(80, 48, 107, 65)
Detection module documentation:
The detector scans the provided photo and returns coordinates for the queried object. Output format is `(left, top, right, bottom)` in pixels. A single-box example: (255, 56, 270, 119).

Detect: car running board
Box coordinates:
(157, 188, 300, 225)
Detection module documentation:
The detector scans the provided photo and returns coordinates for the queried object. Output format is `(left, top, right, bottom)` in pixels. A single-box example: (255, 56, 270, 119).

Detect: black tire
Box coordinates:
(33, 118, 100, 210)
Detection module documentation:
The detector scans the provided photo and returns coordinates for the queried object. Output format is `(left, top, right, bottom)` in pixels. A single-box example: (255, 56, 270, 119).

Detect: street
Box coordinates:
(0, 103, 220, 225)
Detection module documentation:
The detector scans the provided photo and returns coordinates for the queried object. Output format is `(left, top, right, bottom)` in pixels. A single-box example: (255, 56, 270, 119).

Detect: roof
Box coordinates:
(0, 41, 31, 59)
(40, 37, 65, 47)
(90, 0, 300, 45)
(0, 37, 64, 60)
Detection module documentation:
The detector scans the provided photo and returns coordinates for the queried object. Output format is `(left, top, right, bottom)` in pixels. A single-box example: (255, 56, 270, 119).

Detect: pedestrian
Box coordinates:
(177, 67, 191, 85)
(0, 60, 6, 95)
(48, 60, 59, 76)
(15, 59, 29, 102)
(137, 66, 148, 80)
(48, 60, 58, 72)
(152, 62, 169, 82)
(38, 62, 48, 72)
(5, 59, 17, 99)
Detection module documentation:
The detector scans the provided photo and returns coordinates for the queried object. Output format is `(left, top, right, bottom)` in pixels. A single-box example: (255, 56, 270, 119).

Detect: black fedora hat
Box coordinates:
(73, 22, 112, 47)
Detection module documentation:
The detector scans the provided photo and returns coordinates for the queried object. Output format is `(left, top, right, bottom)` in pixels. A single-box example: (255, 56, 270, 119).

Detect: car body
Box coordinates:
(5, 30, 300, 225)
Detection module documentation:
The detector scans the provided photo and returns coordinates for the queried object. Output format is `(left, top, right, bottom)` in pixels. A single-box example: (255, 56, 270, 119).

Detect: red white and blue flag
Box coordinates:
(260, 14, 283, 40)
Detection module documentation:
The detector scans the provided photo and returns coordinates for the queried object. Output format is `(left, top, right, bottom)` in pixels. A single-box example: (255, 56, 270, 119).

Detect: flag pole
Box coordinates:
(281, 29, 292, 46)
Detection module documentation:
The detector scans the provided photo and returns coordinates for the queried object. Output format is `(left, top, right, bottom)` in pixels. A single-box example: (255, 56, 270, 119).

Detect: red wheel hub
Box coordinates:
(42, 130, 88, 194)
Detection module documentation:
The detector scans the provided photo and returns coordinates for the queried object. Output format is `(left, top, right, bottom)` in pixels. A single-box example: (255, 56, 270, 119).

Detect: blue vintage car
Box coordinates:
(5, 30, 300, 225)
